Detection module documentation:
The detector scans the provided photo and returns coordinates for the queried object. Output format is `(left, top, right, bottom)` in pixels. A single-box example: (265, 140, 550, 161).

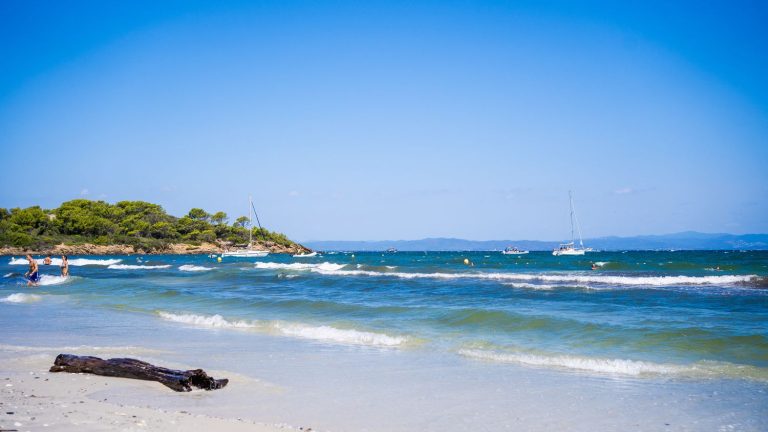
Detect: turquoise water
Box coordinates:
(2, 250, 767, 381)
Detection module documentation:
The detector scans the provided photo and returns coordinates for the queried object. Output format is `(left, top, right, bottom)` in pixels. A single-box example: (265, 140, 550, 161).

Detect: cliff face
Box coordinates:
(0, 241, 311, 256)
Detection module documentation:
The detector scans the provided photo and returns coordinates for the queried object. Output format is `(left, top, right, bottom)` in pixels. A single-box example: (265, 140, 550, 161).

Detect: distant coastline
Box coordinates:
(304, 232, 768, 252)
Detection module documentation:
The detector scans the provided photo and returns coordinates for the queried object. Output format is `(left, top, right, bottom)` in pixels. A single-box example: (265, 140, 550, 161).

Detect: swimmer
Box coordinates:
(24, 255, 39, 286)
(60, 255, 69, 277)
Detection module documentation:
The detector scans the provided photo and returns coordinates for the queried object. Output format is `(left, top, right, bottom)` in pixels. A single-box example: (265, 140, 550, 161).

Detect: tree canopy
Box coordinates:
(0, 199, 297, 251)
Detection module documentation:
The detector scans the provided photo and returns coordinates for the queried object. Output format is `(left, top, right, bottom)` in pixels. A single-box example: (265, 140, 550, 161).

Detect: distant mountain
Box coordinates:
(304, 232, 768, 251)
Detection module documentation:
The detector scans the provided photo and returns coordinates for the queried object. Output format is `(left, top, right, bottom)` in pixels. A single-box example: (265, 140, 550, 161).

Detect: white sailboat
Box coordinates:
(221, 195, 269, 258)
(553, 191, 588, 256)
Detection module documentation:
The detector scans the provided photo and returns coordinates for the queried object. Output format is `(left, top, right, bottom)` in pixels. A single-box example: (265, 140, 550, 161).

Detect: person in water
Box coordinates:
(24, 255, 40, 286)
(43, 255, 52, 265)
(60, 255, 69, 277)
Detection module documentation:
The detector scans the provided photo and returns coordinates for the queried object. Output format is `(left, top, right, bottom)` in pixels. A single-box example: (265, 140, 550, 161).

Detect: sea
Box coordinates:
(1, 250, 767, 431)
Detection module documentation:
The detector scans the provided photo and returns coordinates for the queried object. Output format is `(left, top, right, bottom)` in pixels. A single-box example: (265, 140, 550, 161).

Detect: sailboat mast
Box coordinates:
(569, 190, 575, 245)
(570, 191, 585, 248)
(248, 195, 253, 247)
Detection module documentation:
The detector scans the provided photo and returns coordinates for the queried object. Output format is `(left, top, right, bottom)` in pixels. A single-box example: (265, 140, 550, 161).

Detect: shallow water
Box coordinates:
(2, 251, 767, 430)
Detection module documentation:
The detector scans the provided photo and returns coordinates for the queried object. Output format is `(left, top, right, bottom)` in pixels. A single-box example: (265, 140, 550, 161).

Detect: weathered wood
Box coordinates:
(49, 354, 228, 392)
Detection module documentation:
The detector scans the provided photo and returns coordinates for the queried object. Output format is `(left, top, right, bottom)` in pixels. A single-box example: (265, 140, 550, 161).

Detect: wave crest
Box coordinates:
(178, 265, 213, 272)
(308, 267, 758, 287)
(108, 264, 171, 270)
(1, 293, 42, 303)
(38, 275, 71, 286)
(458, 348, 768, 381)
(254, 262, 347, 271)
(274, 322, 407, 346)
(157, 311, 408, 347)
(9, 258, 121, 266)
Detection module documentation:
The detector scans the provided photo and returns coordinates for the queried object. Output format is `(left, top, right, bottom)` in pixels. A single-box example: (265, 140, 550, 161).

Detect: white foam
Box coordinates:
(37, 275, 71, 286)
(158, 312, 254, 328)
(1, 293, 42, 303)
(178, 265, 213, 272)
(254, 262, 347, 272)
(594, 261, 608, 267)
(108, 264, 172, 270)
(458, 349, 768, 382)
(273, 323, 408, 347)
(3, 273, 12, 278)
(305, 267, 757, 287)
(503, 282, 557, 290)
(9, 257, 121, 266)
(157, 312, 408, 347)
(459, 349, 685, 376)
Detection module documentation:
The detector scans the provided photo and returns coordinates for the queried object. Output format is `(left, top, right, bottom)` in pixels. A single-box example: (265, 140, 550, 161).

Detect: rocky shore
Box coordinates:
(0, 241, 311, 256)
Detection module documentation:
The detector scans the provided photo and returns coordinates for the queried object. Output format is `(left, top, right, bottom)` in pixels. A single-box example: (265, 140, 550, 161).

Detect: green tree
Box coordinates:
(187, 208, 210, 222)
(233, 216, 249, 228)
(211, 211, 228, 225)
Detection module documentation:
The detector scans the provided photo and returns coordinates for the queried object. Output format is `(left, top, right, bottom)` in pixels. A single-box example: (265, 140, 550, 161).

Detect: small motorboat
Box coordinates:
(501, 247, 529, 255)
(293, 251, 318, 258)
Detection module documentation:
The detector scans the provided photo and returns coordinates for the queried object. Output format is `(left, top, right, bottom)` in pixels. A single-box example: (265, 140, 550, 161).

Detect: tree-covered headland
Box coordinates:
(0, 199, 300, 252)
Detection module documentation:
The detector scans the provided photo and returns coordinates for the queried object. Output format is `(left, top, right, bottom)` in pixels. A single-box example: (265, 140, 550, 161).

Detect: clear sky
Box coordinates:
(1, 0, 766, 241)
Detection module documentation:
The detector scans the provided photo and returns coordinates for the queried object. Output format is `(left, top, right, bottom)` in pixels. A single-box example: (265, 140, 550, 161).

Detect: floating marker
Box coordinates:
(463, 258, 470, 265)
(217, 257, 222, 263)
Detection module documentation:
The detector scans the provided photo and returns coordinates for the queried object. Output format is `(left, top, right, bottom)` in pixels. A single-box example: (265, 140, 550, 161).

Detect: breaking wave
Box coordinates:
(9, 257, 122, 266)
(503, 282, 557, 290)
(458, 348, 768, 381)
(251, 262, 758, 287)
(254, 262, 347, 272)
(178, 265, 213, 272)
(1, 293, 42, 303)
(157, 311, 408, 347)
(108, 264, 172, 270)
(38, 275, 72, 286)
(273, 322, 407, 346)
(319, 269, 757, 287)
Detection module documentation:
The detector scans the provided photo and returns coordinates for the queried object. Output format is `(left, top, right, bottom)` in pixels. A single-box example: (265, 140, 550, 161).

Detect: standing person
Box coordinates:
(60, 255, 69, 277)
(43, 255, 52, 265)
(24, 255, 40, 286)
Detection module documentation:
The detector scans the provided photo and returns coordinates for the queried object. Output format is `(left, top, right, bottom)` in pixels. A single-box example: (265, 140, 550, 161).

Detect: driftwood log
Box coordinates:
(50, 354, 228, 392)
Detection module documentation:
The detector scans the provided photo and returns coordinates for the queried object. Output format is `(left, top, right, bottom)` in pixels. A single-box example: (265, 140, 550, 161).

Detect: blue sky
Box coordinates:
(1, 0, 766, 241)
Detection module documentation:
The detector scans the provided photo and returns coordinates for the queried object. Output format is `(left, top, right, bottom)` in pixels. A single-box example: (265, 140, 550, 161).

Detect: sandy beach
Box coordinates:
(0, 348, 301, 432)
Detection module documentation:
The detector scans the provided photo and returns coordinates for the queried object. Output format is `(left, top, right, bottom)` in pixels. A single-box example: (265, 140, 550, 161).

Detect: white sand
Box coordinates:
(0, 350, 311, 432)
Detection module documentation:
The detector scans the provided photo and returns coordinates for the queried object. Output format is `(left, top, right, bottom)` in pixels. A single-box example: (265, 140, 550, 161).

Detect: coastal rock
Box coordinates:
(0, 241, 312, 256)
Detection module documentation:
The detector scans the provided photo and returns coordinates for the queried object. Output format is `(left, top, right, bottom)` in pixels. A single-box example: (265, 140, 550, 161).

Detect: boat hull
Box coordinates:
(501, 251, 529, 255)
(552, 249, 585, 256)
